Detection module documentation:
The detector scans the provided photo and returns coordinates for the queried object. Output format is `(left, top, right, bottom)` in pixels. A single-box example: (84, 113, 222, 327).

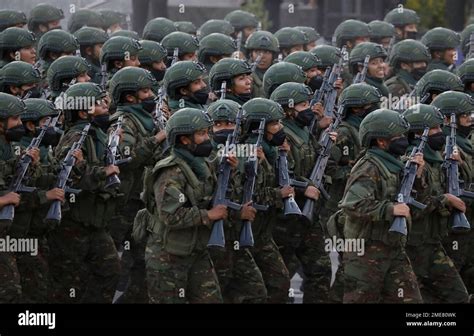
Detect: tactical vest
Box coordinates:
(284, 123, 317, 181)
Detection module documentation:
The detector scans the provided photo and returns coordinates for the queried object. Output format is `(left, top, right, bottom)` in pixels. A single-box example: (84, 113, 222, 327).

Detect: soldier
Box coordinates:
(421, 28, 461, 73)
(240, 98, 293, 303)
(174, 21, 197, 36)
(143, 107, 224, 304)
(295, 26, 320, 51)
(383, 7, 419, 42)
(224, 9, 259, 48)
(284, 51, 323, 92)
(100, 36, 142, 80)
(0, 93, 41, 303)
(339, 108, 423, 303)
(47, 56, 91, 99)
(0, 10, 27, 32)
(332, 19, 370, 52)
(74, 27, 109, 86)
(163, 61, 209, 113)
(198, 33, 237, 74)
(27, 4, 64, 41)
(198, 20, 235, 39)
(349, 42, 389, 96)
(0, 28, 37, 67)
(209, 58, 253, 105)
(244, 30, 280, 98)
(269, 82, 336, 303)
(142, 17, 177, 43)
(460, 24, 474, 59)
(206, 99, 267, 303)
(67, 9, 105, 34)
(309, 44, 344, 80)
(413, 69, 464, 104)
(48, 82, 121, 303)
(456, 58, 474, 98)
(403, 103, 469, 303)
(111, 30, 140, 40)
(433, 92, 474, 298)
(385, 39, 431, 98)
(274, 27, 309, 58)
(138, 40, 167, 83)
(262, 61, 306, 98)
(100, 10, 127, 34)
(368, 20, 395, 50)
(0, 61, 41, 98)
(161, 32, 199, 66)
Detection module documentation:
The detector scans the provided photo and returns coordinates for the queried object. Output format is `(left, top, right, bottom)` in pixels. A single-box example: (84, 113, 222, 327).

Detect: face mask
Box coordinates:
(41, 127, 61, 147)
(411, 67, 427, 81)
(236, 92, 253, 103)
(92, 114, 111, 132)
(5, 124, 26, 142)
(308, 75, 324, 91)
(140, 97, 157, 114)
(267, 128, 286, 147)
(190, 139, 213, 157)
(405, 31, 418, 40)
(295, 108, 315, 127)
(151, 69, 166, 82)
(189, 88, 209, 105)
(458, 124, 473, 138)
(213, 129, 233, 145)
(360, 104, 379, 118)
(427, 132, 445, 151)
(388, 136, 409, 156)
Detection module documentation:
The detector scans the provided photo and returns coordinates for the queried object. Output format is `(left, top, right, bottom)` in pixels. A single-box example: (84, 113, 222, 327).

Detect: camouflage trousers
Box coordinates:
(209, 242, 267, 303)
(47, 219, 121, 303)
(443, 230, 474, 295)
(343, 241, 423, 303)
(145, 233, 223, 304)
(0, 224, 21, 303)
(407, 242, 469, 303)
(273, 218, 332, 303)
(250, 234, 290, 303)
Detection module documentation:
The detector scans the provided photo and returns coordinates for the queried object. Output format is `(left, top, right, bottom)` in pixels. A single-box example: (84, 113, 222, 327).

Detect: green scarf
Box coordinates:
(365, 76, 390, 97)
(20, 136, 49, 165)
(409, 139, 443, 164)
(121, 104, 155, 133)
(368, 147, 405, 174)
(396, 69, 418, 88)
(173, 146, 211, 180)
(283, 118, 309, 143)
(456, 134, 473, 155)
(246, 133, 277, 166)
(345, 114, 363, 130)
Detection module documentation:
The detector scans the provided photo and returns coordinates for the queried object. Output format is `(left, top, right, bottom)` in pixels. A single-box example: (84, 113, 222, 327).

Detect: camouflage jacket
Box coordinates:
(385, 69, 416, 98)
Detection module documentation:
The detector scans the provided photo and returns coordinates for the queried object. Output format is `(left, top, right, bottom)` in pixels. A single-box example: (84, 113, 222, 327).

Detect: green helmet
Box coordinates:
(242, 98, 284, 133)
(174, 21, 197, 35)
(62, 82, 107, 122)
(359, 108, 410, 146)
(165, 107, 213, 145)
(138, 40, 167, 66)
(388, 39, 430, 68)
(209, 58, 251, 91)
(274, 27, 309, 49)
(294, 26, 320, 44)
(67, 9, 104, 34)
(339, 83, 382, 107)
(263, 62, 306, 97)
(460, 24, 474, 57)
(0, 61, 41, 91)
(38, 30, 79, 59)
(161, 32, 199, 57)
(198, 33, 236, 63)
(402, 104, 444, 131)
(383, 7, 420, 27)
(163, 61, 206, 99)
(457, 58, 474, 85)
(207, 99, 240, 122)
(269, 82, 312, 106)
(74, 26, 109, 47)
(333, 19, 370, 48)
(110, 30, 140, 40)
(47, 56, 90, 92)
(421, 27, 461, 51)
(0, 10, 27, 32)
(414, 70, 463, 98)
(28, 4, 64, 31)
(100, 36, 142, 64)
(0, 27, 36, 55)
(23, 98, 58, 122)
(284, 51, 321, 71)
(349, 42, 387, 74)
(245, 31, 279, 53)
(142, 17, 177, 43)
(0, 92, 26, 119)
(109, 66, 157, 105)
(309, 45, 342, 69)
(198, 20, 234, 39)
(431, 91, 474, 116)
(224, 10, 259, 31)
(368, 20, 395, 40)
(99, 10, 126, 30)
